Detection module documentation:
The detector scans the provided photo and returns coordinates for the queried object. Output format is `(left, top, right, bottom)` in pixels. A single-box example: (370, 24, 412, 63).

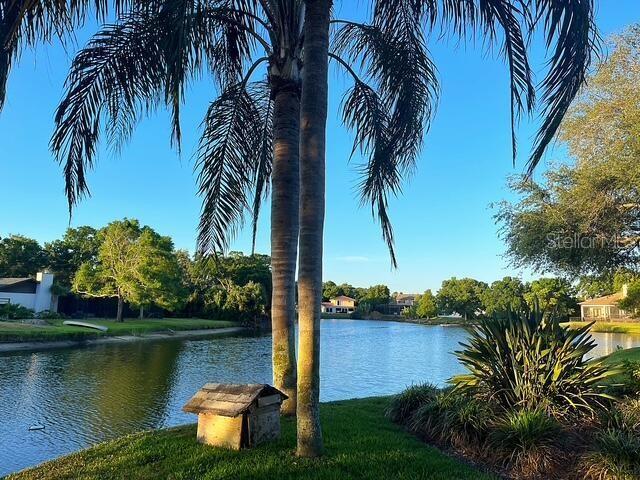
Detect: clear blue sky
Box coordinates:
(1, 2, 639, 293)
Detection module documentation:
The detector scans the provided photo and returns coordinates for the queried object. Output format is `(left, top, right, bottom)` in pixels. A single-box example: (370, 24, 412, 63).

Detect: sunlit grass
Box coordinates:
(6, 397, 493, 480)
(0, 318, 236, 343)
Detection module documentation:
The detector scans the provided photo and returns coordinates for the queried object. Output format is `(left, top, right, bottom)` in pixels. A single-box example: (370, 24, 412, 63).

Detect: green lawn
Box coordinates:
(6, 397, 493, 480)
(567, 321, 640, 335)
(604, 346, 640, 364)
(0, 318, 236, 343)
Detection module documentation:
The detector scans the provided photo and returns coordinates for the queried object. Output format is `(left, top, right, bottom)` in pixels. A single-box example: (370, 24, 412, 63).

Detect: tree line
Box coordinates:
(0, 219, 271, 323)
(324, 276, 579, 322)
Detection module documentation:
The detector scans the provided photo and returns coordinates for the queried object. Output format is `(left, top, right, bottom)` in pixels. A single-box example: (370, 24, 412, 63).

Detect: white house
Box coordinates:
(0, 272, 58, 313)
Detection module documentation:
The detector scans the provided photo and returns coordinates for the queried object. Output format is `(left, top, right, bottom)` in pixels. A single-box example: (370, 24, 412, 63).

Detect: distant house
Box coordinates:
(0, 272, 57, 313)
(394, 293, 419, 307)
(579, 285, 632, 321)
(321, 295, 356, 314)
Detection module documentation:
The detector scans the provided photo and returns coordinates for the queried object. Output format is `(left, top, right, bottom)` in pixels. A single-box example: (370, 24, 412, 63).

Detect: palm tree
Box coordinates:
(48, 0, 302, 415)
(46, 0, 432, 420)
(295, 0, 598, 457)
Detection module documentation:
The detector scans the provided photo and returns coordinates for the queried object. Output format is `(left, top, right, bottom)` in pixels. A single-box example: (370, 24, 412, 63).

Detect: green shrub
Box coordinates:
(452, 313, 617, 418)
(583, 428, 640, 480)
(489, 409, 562, 479)
(409, 389, 494, 448)
(0, 303, 35, 320)
(602, 398, 640, 433)
(386, 383, 439, 424)
(36, 310, 68, 321)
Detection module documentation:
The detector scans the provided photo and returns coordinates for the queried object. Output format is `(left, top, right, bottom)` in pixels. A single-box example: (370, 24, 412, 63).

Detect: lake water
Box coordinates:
(1, 319, 639, 476)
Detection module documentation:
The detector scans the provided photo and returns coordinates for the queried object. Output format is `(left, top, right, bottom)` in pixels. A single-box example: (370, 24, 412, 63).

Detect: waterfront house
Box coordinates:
(394, 293, 419, 307)
(0, 272, 57, 313)
(321, 295, 357, 314)
(579, 285, 632, 321)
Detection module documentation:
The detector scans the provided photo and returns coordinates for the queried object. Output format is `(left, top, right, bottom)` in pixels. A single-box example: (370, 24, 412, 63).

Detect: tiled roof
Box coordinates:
(579, 292, 623, 306)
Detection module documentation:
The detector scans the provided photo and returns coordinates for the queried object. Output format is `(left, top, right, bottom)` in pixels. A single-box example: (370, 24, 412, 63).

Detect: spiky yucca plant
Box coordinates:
(452, 312, 618, 418)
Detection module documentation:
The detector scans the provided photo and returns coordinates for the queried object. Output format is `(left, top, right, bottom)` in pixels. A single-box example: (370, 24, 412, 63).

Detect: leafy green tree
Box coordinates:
(481, 277, 528, 319)
(497, 27, 640, 277)
(437, 278, 488, 320)
(618, 281, 640, 316)
(360, 284, 390, 306)
(416, 289, 438, 319)
(224, 280, 266, 326)
(44, 226, 99, 293)
(577, 275, 615, 300)
(338, 283, 357, 299)
(73, 219, 183, 321)
(322, 281, 341, 301)
(128, 229, 187, 318)
(524, 278, 577, 321)
(0, 235, 47, 277)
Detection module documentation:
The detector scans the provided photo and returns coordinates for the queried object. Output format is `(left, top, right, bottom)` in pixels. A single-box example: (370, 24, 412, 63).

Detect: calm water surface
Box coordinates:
(1, 319, 639, 475)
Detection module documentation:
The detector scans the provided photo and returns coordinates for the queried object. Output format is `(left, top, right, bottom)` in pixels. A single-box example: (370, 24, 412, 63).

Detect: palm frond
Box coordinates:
(249, 80, 273, 254)
(333, 19, 437, 267)
(478, 0, 535, 162)
(196, 80, 272, 255)
(50, 12, 167, 213)
(528, 0, 598, 173)
(0, 0, 138, 111)
(51, 2, 266, 213)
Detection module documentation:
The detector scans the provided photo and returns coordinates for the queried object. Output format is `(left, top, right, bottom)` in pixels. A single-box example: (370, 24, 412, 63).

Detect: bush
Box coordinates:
(36, 310, 68, 321)
(385, 383, 439, 424)
(489, 409, 562, 478)
(452, 313, 617, 418)
(0, 303, 35, 320)
(409, 389, 494, 448)
(583, 428, 640, 480)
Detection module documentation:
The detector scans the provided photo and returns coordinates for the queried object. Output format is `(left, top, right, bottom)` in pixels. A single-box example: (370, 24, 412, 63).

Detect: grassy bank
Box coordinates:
(605, 346, 640, 364)
(7, 397, 493, 480)
(0, 318, 236, 343)
(567, 321, 640, 335)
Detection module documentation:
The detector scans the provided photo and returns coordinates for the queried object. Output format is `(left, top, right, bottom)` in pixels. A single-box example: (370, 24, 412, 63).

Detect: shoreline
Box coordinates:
(0, 326, 246, 354)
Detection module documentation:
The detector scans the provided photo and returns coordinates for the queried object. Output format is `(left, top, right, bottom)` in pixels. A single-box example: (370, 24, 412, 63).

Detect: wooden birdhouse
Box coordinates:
(182, 383, 288, 450)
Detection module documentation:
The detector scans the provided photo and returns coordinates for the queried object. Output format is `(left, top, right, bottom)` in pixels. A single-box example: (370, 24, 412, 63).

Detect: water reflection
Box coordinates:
(1, 320, 639, 476)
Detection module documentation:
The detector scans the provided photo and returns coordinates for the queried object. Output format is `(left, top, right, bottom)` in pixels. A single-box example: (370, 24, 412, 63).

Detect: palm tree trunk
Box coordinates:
(116, 294, 124, 322)
(296, 0, 330, 458)
(271, 84, 300, 416)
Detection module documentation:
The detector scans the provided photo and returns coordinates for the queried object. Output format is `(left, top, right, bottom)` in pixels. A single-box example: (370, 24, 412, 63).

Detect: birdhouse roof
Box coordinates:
(182, 383, 287, 417)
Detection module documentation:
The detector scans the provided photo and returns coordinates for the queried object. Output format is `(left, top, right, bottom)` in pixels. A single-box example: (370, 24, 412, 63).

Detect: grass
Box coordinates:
(0, 318, 237, 343)
(604, 346, 640, 364)
(6, 397, 494, 480)
(567, 321, 640, 335)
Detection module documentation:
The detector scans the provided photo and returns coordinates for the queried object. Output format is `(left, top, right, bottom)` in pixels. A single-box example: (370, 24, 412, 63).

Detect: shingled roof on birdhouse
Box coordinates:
(183, 383, 288, 449)
(183, 383, 287, 417)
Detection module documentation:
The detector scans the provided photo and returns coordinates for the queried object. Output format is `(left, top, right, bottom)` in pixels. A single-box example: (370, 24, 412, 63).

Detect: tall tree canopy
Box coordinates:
(524, 277, 577, 320)
(0, 235, 48, 277)
(437, 277, 488, 320)
(73, 219, 184, 321)
(44, 226, 100, 293)
(481, 276, 528, 319)
(497, 26, 640, 277)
